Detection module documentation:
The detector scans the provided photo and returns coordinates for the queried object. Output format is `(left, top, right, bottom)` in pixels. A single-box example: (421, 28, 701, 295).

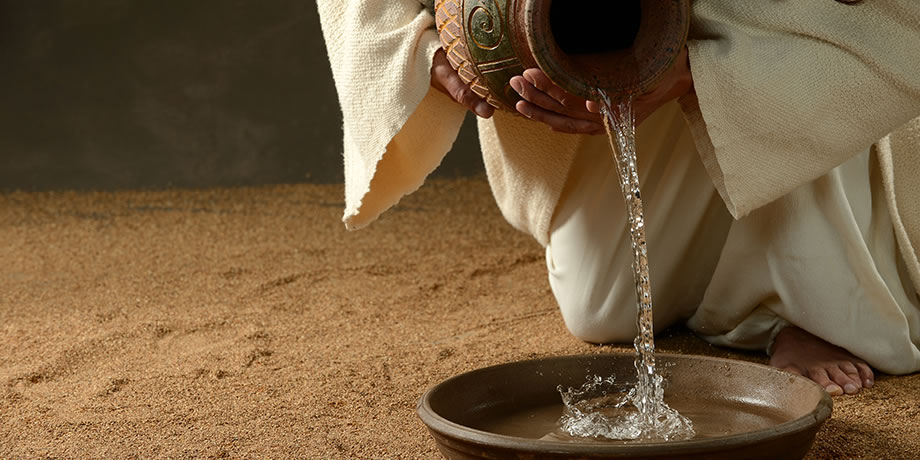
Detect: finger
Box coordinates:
(807, 367, 843, 396)
(431, 57, 493, 118)
(516, 100, 605, 135)
(474, 99, 495, 118)
(827, 365, 861, 394)
(510, 76, 565, 111)
(522, 68, 589, 112)
(511, 76, 601, 123)
(449, 82, 493, 118)
(856, 362, 874, 388)
(586, 100, 601, 114)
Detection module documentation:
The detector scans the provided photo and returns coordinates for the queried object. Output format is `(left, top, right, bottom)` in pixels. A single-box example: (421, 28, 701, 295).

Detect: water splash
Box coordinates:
(557, 373, 693, 441)
(555, 89, 693, 442)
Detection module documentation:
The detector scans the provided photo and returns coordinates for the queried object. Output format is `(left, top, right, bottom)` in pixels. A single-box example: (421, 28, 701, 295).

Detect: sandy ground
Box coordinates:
(1, 177, 918, 459)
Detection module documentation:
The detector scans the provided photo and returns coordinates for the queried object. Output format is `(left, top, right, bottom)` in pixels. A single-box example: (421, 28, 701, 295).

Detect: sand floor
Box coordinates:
(1, 177, 918, 459)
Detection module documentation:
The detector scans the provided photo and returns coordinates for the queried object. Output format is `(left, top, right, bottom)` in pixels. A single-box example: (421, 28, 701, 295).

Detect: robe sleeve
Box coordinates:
(679, 0, 920, 218)
(317, 0, 468, 230)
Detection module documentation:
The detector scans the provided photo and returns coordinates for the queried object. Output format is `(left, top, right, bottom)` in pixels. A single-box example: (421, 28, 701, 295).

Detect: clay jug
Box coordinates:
(422, 0, 690, 111)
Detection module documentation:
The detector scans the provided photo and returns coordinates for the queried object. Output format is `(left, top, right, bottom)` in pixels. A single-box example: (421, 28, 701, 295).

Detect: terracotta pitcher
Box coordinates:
(421, 0, 690, 111)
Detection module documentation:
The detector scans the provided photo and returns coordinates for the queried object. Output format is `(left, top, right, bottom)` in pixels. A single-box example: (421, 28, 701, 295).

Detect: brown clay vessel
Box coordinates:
(425, 0, 690, 111)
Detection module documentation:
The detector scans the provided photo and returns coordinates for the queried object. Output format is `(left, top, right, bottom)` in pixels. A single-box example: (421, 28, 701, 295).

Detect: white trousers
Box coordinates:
(546, 102, 920, 375)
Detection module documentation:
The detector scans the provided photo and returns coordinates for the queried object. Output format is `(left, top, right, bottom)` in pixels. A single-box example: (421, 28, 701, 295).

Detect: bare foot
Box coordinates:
(769, 326, 874, 396)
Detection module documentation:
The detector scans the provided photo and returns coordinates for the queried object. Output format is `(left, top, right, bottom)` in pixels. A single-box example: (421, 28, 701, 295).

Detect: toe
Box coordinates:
(827, 365, 861, 394)
(856, 362, 875, 388)
(808, 367, 843, 396)
(840, 361, 860, 378)
(839, 362, 864, 391)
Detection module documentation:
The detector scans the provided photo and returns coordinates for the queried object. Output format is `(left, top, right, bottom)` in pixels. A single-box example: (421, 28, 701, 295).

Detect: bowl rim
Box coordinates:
(417, 352, 833, 455)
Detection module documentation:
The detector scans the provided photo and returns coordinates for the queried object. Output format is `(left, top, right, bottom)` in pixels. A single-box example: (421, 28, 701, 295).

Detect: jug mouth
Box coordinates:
(524, 0, 689, 100)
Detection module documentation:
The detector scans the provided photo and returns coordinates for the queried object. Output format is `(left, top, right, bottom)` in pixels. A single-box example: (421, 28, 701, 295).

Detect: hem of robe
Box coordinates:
(343, 84, 467, 230)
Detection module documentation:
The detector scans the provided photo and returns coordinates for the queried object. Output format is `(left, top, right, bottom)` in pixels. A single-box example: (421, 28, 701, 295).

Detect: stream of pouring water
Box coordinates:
(556, 90, 694, 441)
(599, 91, 658, 425)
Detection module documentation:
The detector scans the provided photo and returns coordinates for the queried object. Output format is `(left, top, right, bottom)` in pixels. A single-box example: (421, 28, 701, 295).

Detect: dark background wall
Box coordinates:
(0, 0, 482, 191)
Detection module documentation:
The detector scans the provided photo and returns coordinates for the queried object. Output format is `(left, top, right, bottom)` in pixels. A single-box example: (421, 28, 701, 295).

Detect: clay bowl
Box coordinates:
(417, 353, 832, 459)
